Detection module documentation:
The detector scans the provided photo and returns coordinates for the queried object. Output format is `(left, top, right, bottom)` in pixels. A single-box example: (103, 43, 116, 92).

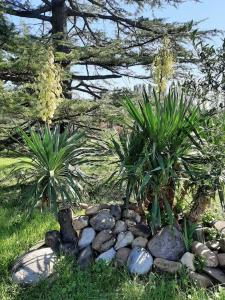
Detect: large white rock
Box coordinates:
(96, 247, 116, 263)
(180, 252, 195, 271)
(127, 247, 153, 274)
(12, 248, 57, 285)
(114, 231, 134, 250)
(78, 227, 96, 249)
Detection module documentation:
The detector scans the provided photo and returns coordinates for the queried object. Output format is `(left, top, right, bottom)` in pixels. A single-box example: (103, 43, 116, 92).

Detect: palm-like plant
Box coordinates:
(110, 88, 202, 221)
(15, 126, 91, 243)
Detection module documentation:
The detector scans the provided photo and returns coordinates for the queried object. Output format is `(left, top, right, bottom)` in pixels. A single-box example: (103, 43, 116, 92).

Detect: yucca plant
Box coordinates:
(14, 126, 91, 243)
(110, 88, 202, 221)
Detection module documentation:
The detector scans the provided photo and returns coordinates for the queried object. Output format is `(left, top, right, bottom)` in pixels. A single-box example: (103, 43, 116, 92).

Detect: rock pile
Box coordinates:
(11, 205, 225, 287)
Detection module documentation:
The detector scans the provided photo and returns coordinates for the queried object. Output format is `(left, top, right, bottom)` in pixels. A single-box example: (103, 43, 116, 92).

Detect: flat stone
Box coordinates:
(154, 258, 182, 273)
(85, 205, 102, 216)
(148, 226, 185, 261)
(78, 227, 96, 249)
(96, 247, 116, 263)
(72, 215, 89, 231)
(92, 230, 113, 252)
(127, 247, 153, 274)
(123, 210, 141, 223)
(113, 220, 127, 235)
(12, 248, 57, 285)
(77, 246, 93, 270)
(115, 247, 131, 266)
(110, 205, 122, 220)
(28, 240, 46, 252)
(214, 221, 225, 234)
(218, 254, 225, 267)
(180, 252, 195, 271)
(114, 231, 134, 250)
(206, 241, 220, 251)
(219, 239, 225, 252)
(203, 267, 225, 284)
(132, 237, 148, 248)
(90, 210, 115, 231)
(192, 241, 218, 267)
(189, 271, 213, 288)
(129, 224, 151, 238)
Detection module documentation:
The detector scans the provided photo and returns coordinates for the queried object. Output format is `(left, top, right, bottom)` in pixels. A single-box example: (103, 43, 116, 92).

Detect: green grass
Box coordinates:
(1, 157, 225, 300)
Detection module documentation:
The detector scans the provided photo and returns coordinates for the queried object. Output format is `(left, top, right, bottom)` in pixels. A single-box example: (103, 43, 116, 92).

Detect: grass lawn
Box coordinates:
(1, 158, 225, 299)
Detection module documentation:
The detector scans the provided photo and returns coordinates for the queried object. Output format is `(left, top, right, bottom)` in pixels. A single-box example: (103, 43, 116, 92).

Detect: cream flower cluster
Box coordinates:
(35, 49, 62, 123)
(153, 37, 174, 94)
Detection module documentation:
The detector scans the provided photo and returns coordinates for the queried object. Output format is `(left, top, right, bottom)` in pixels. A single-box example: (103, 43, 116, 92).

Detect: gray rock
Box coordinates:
(217, 253, 225, 267)
(148, 226, 185, 261)
(114, 231, 134, 250)
(113, 220, 127, 235)
(72, 215, 89, 231)
(85, 205, 102, 216)
(132, 237, 148, 249)
(96, 247, 116, 263)
(203, 267, 225, 284)
(192, 241, 218, 267)
(115, 247, 131, 266)
(77, 246, 93, 270)
(219, 239, 225, 252)
(12, 248, 57, 285)
(78, 227, 96, 249)
(123, 210, 141, 223)
(127, 247, 153, 274)
(206, 240, 220, 251)
(189, 271, 213, 288)
(100, 238, 116, 252)
(180, 252, 195, 271)
(154, 258, 182, 273)
(125, 219, 137, 228)
(45, 230, 61, 252)
(110, 205, 122, 221)
(92, 230, 113, 252)
(90, 210, 115, 231)
(214, 221, 225, 234)
(129, 224, 151, 238)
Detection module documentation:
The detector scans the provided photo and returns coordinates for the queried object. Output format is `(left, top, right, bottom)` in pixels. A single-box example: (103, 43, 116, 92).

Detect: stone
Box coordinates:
(12, 248, 57, 285)
(129, 224, 151, 238)
(192, 241, 218, 267)
(219, 239, 225, 252)
(77, 246, 93, 270)
(123, 210, 141, 223)
(100, 238, 116, 252)
(132, 237, 148, 249)
(113, 220, 127, 235)
(96, 247, 116, 263)
(154, 258, 182, 274)
(45, 230, 61, 252)
(78, 227, 96, 249)
(61, 242, 79, 256)
(180, 252, 195, 271)
(90, 210, 115, 231)
(206, 240, 220, 251)
(203, 267, 225, 284)
(214, 221, 225, 234)
(114, 231, 134, 250)
(115, 247, 131, 266)
(85, 204, 101, 216)
(110, 205, 122, 220)
(92, 230, 113, 252)
(125, 219, 137, 228)
(148, 226, 185, 261)
(127, 247, 153, 274)
(217, 253, 225, 267)
(72, 215, 89, 231)
(28, 240, 46, 252)
(189, 271, 213, 288)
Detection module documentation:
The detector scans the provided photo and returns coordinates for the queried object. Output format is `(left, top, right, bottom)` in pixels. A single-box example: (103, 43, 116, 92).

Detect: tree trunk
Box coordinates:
(58, 208, 77, 244)
(51, 0, 72, 99)
(188, 185, 213, 224)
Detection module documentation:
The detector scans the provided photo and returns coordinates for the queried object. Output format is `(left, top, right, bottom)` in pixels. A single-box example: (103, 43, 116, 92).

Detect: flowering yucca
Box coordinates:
(35, 48, 62, 123)
(153, 37, 174, 94)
